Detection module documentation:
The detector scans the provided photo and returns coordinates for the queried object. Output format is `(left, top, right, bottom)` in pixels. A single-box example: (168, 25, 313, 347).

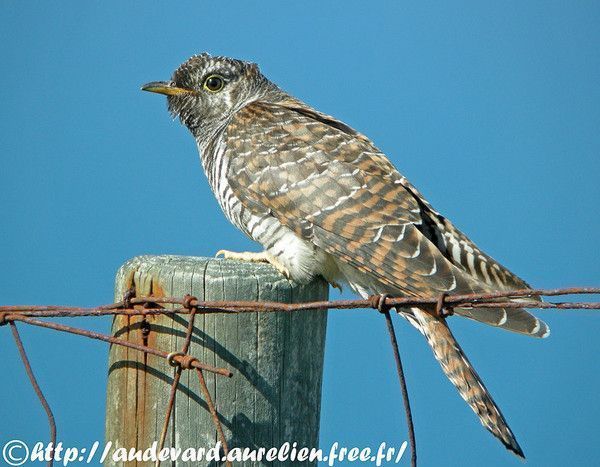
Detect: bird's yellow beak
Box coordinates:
(141, 81, 195, 96)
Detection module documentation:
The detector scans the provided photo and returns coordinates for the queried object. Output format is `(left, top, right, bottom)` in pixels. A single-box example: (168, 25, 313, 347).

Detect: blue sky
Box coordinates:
(1, 2, 598, 466)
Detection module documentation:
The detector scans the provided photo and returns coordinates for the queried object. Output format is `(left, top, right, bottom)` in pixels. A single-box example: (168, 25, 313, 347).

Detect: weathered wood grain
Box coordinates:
(105, 255, 328, 466)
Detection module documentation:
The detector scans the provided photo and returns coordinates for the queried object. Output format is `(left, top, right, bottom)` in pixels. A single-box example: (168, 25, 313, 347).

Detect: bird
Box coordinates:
(142, 52, 549, 459)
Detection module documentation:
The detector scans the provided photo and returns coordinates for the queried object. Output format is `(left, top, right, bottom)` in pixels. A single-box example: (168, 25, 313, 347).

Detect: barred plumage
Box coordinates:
(410, 308, 523, 457)
(143, 52, 550, 458)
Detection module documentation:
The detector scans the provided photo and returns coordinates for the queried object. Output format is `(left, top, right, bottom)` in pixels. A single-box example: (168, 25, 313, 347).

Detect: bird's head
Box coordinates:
(142, 53, 273, 139)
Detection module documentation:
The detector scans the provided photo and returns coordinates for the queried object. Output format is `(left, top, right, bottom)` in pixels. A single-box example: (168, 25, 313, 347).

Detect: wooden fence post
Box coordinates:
(105, 255, 329, 466)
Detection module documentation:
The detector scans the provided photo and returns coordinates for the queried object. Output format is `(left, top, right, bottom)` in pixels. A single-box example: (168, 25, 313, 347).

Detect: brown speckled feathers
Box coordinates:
(224, 99, 544, 457)
(227, 100, 547, 337)
(147, 54, 550, 458)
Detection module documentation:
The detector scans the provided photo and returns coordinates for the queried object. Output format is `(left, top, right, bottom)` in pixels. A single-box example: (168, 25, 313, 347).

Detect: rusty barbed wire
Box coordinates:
(3, 314, 232, 377)
(9, 322, 57, 467)
(2, 286, 598, 318)
(155, 294, 231, 467)
(1, 285, 598, 467)
(372, 293, 417, 467)
(155, 296, 197, 467)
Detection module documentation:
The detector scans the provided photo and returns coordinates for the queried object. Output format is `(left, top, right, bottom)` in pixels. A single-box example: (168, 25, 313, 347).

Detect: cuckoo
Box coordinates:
(142, 53, 549, 458)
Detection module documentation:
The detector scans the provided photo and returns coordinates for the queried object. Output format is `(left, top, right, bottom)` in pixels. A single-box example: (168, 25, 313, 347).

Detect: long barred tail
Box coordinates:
(411, 307, 525, 458)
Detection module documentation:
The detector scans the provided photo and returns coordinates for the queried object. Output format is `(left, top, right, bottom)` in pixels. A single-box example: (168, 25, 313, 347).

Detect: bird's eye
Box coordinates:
(203, 75, 225, 92)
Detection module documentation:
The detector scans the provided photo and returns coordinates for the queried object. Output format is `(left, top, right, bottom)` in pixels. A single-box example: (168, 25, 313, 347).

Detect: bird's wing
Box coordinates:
(225, 100, 548, 335)
(281, 98, 536, 294)
(226, 100, 475, 297)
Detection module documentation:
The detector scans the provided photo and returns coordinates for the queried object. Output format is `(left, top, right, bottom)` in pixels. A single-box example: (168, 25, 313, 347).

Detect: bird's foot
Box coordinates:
(215, 250, 291, 279)
(216, 249, 269, 263)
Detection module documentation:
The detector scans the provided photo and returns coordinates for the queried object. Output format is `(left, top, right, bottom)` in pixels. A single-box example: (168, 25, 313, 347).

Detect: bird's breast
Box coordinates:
(198, 137, 337, 285)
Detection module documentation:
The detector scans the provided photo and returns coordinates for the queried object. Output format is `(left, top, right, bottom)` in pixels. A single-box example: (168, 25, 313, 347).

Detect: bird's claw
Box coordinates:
(215, 250, 291, 279)
(215, 250, 267, 262)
